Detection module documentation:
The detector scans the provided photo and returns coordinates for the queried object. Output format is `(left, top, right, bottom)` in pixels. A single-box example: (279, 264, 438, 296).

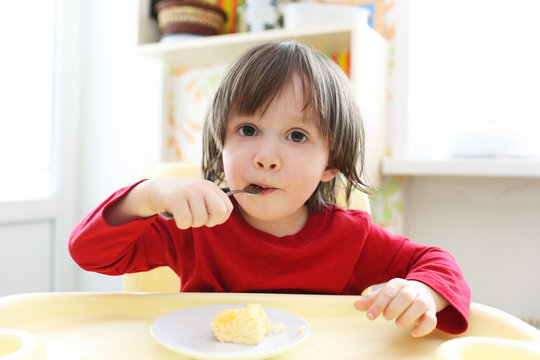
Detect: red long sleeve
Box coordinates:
(69, 182, 470, 334)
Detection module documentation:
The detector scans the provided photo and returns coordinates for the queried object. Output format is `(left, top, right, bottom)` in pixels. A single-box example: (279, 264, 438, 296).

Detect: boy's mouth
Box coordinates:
(250, 183, 275, 194)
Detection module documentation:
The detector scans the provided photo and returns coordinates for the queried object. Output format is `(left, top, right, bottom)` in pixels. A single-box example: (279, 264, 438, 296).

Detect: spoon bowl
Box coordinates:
(225, 184, 265, 196)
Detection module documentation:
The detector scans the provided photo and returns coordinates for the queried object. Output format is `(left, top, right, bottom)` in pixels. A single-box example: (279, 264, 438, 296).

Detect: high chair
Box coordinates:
(123, 162, 371, 292)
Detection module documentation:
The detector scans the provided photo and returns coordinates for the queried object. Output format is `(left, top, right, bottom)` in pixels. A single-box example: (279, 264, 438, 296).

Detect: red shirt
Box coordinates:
(69, 182, 470, 334)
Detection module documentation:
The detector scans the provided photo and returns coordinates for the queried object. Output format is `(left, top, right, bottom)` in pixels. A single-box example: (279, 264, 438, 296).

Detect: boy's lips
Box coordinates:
(250, 183, 276, 194)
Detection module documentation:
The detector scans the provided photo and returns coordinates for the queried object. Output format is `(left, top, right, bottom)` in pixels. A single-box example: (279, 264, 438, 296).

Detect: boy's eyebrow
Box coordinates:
(229, 106, 321, 126)
(227, 113, 257, 123)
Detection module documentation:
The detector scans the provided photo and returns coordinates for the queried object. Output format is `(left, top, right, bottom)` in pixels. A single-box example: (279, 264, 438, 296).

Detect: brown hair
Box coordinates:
(202, 41, 369, 211)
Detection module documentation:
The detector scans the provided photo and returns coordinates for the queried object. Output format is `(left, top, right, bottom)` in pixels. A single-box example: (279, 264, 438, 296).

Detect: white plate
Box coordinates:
(151, 304, 310, 360)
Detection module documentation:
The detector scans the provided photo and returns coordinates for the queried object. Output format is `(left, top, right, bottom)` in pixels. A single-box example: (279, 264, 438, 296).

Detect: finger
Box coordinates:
(383, 286, 417, 321)
(171, 201, 193, 229)
(214, 187, 234, 220)
(187, 194, 209, 228)
(410, 310, 437, 337)
(203, 198, 226, 227)
(367, 279, 406, 320)
(204, 192, 233, 227)
(395, 296, 430, 329)
(354, 294, 375, 312)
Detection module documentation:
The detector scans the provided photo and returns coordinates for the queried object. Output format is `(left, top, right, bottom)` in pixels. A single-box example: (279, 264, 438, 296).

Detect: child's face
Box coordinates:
(222, 75, 338, 236)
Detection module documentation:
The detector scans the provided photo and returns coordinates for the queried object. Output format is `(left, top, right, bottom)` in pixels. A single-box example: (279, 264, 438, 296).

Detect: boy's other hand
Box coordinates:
(353, 278, 449, 337)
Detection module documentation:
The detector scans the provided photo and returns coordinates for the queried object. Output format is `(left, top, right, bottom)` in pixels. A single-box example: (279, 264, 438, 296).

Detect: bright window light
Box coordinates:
(0, 1, 56, 201)
(408, 0, 540, 159)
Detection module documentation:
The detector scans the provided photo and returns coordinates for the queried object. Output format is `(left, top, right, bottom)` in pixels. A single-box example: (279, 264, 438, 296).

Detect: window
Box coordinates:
(407, 0, 540, 159)
(0, 0, 56, 200)
(0, 0, 80, 294)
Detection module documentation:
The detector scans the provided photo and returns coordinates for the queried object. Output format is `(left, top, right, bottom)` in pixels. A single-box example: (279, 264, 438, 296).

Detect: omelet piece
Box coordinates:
(211, 304, 271, 345)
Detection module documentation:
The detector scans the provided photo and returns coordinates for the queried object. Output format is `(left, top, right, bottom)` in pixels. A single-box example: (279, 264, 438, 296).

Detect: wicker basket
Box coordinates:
(155, 0, 227, 36)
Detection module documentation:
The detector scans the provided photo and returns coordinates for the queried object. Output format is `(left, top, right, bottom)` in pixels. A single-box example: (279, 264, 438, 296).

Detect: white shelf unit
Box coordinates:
(382, 158, 540, 178)
(136, 0, 388, 184)
(137, 24, 353, 63)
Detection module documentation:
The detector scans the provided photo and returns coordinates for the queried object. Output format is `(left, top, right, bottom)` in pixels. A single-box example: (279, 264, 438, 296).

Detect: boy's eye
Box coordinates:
(287, 131, 307, 143)
(238, 125, 257, 137)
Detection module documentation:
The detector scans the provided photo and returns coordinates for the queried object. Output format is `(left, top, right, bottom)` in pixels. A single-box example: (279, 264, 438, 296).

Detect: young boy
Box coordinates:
(69, 41, 470, 337)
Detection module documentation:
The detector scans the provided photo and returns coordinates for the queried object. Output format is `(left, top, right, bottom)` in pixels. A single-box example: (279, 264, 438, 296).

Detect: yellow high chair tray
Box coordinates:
(0, 292, 539, 359)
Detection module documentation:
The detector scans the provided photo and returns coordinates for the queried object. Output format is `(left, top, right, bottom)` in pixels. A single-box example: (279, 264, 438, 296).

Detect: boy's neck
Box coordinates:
(237, 205, 309, 238)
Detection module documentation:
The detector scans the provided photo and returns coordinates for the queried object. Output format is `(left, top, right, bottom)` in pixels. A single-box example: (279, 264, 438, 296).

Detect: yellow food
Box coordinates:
(272, 322, 286, 333)
(211, 304, 271, 345)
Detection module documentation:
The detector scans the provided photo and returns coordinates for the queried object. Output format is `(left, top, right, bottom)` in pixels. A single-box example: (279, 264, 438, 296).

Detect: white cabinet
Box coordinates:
(136, 0, 388, 185)
(0, 221, 51, 296)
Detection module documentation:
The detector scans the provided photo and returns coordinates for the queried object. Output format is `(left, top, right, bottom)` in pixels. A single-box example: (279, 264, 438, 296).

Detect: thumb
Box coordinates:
(354, 294, 374, 311)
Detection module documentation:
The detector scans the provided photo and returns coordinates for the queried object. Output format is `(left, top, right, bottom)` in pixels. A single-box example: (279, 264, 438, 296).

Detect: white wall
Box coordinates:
(76, 0, 163, 291)
(383, 0, 540, 322)
(402, 176, 540, 320)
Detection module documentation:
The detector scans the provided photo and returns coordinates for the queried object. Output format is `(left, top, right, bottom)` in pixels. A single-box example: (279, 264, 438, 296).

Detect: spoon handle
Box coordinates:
(159, 211, 174, 220)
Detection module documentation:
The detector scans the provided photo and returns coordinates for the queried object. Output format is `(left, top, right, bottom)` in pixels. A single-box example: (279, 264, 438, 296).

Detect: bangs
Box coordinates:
(227, 42, 330, 138)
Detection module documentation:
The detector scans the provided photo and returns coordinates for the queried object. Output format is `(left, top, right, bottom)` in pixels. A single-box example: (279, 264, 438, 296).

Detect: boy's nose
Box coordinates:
(255, 158, 280, 170)
(253, 142, 281, 171)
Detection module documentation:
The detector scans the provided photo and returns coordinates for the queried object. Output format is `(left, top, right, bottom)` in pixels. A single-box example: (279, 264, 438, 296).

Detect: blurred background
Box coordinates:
(0, 0, 538, 328)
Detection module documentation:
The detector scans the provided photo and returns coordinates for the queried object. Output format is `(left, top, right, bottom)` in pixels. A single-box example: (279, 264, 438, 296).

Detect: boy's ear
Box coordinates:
(320, 167, 339, 182)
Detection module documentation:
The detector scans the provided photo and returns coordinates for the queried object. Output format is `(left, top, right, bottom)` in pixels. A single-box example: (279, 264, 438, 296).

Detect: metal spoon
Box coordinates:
(224, 184, 265, 196)
(159, 184, 265, 220)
